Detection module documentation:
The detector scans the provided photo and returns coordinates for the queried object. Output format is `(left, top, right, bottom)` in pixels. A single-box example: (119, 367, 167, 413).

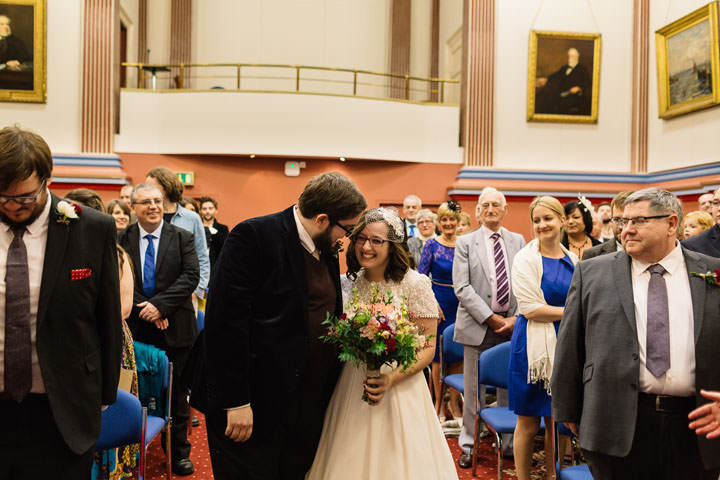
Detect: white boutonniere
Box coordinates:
(56, 200, 81, 225)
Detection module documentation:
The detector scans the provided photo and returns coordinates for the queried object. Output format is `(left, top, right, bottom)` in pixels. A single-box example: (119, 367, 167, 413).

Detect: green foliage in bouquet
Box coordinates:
(321, 283, 432, 372)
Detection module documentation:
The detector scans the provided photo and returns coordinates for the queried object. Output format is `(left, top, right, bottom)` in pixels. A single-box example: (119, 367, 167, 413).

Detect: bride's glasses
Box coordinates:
(355, 234, 389, 248)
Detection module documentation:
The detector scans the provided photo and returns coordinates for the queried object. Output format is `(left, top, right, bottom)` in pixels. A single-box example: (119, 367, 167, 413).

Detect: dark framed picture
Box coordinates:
(655, 1, 720, 119)
(0, 0, 46, 103)
(527, 30, 601, 123)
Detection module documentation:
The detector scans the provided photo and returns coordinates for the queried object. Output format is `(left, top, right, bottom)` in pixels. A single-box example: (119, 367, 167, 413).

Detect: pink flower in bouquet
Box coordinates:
(360, 323, 378, 339)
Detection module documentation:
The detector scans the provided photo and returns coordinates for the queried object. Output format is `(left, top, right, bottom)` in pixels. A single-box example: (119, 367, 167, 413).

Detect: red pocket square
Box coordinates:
(71, 268, 92, 281)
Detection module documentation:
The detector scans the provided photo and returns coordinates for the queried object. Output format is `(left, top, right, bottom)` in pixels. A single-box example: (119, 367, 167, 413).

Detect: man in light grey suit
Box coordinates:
(453, 187, 526, 468)
(552, 188, 720, 479)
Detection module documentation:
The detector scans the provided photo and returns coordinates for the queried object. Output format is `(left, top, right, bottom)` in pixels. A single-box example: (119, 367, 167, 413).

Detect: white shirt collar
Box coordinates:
(293, 205, 317, 255)
(480, 224, 503, 240)
(138, 220, 163, 239)
(631, 241, 684, 276)
(0, 189, 52, 236)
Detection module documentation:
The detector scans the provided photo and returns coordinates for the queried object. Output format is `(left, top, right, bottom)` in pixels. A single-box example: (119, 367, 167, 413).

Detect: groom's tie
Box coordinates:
(646, 263, 670, 377)
(5, 226, 32, 402)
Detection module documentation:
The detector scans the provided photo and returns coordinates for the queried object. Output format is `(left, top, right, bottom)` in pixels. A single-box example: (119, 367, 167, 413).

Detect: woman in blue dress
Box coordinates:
(509, 196, 577, 480)
(418, 201, 462, 418)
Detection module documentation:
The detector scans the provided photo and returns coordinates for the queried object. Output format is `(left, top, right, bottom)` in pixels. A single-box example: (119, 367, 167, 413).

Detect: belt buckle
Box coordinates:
(655, 395, 671, 413)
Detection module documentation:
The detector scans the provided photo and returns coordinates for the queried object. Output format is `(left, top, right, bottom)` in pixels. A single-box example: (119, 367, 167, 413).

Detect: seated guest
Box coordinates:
(106, 198, 131, 232)
(582, 191, 633, 260)
(683, 210, 713, 240)
(683, 186, 720, 257)
(65, 188, 105, 212)
(562, 199, 600, 259)
(456, 211, 472, 236)
(407, 208, 436, 266)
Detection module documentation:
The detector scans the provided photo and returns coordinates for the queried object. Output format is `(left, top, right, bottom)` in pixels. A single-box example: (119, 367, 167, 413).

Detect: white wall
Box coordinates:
(2, 0, 84, 154)
(493, 0, 633, 172)
(146, 0, 171, 88)
(647, 0, 720, 172)
(409, 0, 432, 100)
(119, 0, 139, 88)
(439, 0, 462, 103)
(190, 0, 391, 92)
(115, 90, 462, 164)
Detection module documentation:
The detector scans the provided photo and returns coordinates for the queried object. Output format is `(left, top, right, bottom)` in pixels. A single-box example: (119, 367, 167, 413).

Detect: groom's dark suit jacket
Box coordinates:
(552, 247, 720, 469)
(118, 221, 199, 349)
(203, 206, 343, 438)
(31, 194, 122, 454)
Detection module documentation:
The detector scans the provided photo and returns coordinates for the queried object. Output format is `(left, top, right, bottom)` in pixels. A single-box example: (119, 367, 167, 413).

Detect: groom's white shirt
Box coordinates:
(294, 205, 319, 260)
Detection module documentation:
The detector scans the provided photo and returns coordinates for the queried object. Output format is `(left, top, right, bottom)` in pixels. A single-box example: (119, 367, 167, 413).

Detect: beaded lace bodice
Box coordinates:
(340, 269, 439, 318)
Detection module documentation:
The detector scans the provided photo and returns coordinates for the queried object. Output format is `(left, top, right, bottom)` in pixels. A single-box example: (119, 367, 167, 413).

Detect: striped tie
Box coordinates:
(492, 233, 509, 308)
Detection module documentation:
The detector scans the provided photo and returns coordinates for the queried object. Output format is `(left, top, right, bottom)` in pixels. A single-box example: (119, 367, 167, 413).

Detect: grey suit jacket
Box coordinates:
(452, 227, 526, 346)
(581, 237, 618, 261)
(551, 247, 720, 468)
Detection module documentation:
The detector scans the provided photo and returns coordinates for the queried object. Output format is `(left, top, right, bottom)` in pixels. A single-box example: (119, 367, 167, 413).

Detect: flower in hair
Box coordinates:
(577, 195, 594, 215)
(447, 200, 461, 213)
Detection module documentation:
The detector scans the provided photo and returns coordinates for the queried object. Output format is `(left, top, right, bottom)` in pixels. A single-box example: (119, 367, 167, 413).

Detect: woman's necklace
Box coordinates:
(568, 235, 589, 253)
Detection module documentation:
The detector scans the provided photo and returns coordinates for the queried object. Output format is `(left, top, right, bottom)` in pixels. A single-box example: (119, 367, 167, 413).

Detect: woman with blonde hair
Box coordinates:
(418, 201, 463, 420)
(683, 210, 714, 239)
(509, 196, 578, 480)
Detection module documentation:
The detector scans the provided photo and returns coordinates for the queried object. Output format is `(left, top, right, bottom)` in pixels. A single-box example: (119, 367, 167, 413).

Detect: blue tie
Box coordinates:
(409, 224, 416, 237)
(143, 234, 156, 297)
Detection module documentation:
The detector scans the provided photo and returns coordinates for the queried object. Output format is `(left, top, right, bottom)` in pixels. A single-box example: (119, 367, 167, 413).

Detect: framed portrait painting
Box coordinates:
(527, 30, 601, 123)
(0, 0, 46, 103)
(655, 1, 720, 119)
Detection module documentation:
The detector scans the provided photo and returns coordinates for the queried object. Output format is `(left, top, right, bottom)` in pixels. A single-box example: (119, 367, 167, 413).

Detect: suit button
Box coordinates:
(632, 353, 639, 360)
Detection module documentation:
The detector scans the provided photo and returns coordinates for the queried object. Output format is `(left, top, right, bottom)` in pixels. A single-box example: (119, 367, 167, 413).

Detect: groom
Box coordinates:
(203, 172, 366, 480)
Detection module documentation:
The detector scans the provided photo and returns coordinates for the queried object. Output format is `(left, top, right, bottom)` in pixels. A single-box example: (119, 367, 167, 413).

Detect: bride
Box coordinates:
(307, 208, 458, 480)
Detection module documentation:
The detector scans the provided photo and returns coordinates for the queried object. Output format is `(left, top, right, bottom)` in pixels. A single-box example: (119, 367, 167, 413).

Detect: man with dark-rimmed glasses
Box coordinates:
(199, 171, 366, 480)
(0, 125, 121, 479)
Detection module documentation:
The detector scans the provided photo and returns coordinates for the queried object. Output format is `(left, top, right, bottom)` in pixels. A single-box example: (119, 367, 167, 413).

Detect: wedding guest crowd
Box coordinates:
(4, 124, 720, 480)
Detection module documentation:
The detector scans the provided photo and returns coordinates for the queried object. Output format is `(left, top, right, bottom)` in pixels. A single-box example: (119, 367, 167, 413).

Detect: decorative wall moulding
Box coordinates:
(655, 1, 720, 119)
(0, 0, 46, 103)
(527, 30, 601, 124)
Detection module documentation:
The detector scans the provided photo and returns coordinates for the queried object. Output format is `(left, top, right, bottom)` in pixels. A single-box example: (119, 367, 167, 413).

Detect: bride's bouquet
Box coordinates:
(321, 283, 432, 404)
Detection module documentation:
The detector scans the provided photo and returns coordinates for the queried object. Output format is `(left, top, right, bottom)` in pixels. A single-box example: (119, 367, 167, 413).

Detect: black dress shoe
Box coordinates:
(458, 452, 473, 469)
(172, 458, 195, 476)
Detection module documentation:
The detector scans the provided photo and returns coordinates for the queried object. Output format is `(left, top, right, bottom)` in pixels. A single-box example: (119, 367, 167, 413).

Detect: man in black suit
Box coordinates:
(0, 126, 121, 478)
(199, 196, 229, 269)
(203, 172, 366, 480)
(683, 186, 720, 258)
(535, 47, 592, 116)
(582, 191, 633, 260)
(118, 183, 199, 476)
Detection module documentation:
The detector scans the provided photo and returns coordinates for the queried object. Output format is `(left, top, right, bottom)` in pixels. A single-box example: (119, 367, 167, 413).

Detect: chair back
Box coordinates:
(441, 323, 464, 365)
(97, 389, 143, 451)
(478, 340, 511, 389)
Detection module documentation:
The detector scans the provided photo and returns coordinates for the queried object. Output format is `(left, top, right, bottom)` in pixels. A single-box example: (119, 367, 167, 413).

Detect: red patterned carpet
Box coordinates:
(144, 410, 549, 480)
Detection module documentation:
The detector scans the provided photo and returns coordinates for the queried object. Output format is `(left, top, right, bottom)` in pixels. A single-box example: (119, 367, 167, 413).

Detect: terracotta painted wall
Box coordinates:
(115, 154, 462, 228)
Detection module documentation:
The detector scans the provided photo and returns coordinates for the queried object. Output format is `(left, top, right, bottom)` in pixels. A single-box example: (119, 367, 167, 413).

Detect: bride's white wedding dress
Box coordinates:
(306, 269, 459, 480)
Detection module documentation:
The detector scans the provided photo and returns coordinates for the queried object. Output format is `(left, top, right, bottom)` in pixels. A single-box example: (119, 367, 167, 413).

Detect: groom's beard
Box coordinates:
(313, 228, 334, 254)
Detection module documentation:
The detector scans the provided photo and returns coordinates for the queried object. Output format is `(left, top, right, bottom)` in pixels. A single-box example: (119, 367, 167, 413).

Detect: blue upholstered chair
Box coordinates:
(554, 422, 594, 480)
(440, 323, 464, 395)
(473, 341, 544, 479)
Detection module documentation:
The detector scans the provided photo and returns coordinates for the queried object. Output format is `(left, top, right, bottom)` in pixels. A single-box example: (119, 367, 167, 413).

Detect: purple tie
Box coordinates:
(491, 233, 509, 308)
(646, 264, 670, 377)
(4, 226, 32, 402)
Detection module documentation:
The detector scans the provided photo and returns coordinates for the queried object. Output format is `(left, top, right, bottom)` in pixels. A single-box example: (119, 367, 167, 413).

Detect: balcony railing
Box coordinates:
(121, 62, 460, 104)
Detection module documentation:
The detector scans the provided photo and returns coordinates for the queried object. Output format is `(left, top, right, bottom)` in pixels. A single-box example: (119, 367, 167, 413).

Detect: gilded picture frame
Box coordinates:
(655, 1, 720, 119)
(527, 30, 601, 124)
(0, 0, 46, 103)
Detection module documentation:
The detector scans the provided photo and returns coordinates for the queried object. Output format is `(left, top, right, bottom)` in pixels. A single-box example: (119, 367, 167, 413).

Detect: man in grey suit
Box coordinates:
(552, 188, 720, 479)
(453, 187, 526, 468)
(582, 191, 632, 260)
